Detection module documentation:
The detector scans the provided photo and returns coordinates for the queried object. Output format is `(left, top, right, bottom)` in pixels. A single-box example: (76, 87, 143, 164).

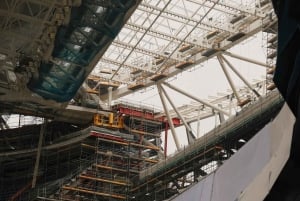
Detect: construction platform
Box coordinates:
(30, 91, 284, 201)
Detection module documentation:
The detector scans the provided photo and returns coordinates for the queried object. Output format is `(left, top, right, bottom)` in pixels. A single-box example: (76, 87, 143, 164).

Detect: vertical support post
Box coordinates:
(98, 82, 102, 107)
(229, 94, 233, 115)
(108, 86, 113, 108)
(263, 80, 266, 95)
(219, 112, 225, 123)
(32, 119, 47, 188)
(0, 116, 9, 129)
(214, 111, 219, 128)
(186, 124, 195, 144)
(196, 106, 201, 138)
(164, 122, 168, 158)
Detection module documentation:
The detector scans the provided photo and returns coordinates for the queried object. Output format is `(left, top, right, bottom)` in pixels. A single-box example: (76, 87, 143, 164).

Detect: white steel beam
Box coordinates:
(157, 84, 180, 150)
(140, 2, 234, 33)
(220, 54, 261, 97)
(110, 0, 173, 80)
(162, 81, 229, 116)
(222, 51, 273, 68)
(98, 1, 275, 100)
(217, 55, 242, 103)
(160, 84, 195, 144)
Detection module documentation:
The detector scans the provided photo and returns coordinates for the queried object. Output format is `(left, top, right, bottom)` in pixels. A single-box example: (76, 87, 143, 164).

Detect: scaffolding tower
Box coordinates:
(45, 103, 178, 201)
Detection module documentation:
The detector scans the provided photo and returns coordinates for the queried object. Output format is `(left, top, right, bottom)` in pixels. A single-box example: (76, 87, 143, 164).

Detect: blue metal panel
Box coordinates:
(28, 0, 138, 102)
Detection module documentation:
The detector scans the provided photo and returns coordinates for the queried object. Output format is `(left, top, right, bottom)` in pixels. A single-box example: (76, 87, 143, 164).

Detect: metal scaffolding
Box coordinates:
(0, 1, 280, 200)
(42, 103, 171, 201)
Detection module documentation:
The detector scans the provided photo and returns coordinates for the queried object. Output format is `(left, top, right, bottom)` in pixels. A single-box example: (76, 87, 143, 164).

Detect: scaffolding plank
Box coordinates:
(154, 57, 164, 65)
(237, 98, 251, 107)
(201, 49, 218, 57)
(62, 186, 126, 200)
(128, 83, 145, 90)
(227, 32, 246, 42)
(175, 61, 194, 69)
(267, 83, 276, 90)
(178, 44, 193, 52)
(267, 51, 277, 59)
(94, 164, 140, 174)
(150, 73, 167, 81)
(80, 174, 130, 186)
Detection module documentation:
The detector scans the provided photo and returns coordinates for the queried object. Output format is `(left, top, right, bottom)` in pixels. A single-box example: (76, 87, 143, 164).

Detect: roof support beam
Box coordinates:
(157, 0, 220, 73)
(162, 81, 229, 116)
(157, 83, 180, 150)
(222, 51, 273, 68)
(217, 55, 242, 103)
(110, 0, 173, 80)
(219, 54, 261, 97)
(160, 84, 195, 145)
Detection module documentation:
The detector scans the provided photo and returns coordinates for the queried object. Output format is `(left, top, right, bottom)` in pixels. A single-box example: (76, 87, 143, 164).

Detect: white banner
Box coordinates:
(172, 104, 295, 201)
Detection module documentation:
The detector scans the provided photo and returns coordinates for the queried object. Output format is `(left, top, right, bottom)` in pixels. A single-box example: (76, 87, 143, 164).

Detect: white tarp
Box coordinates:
(174, 174, 214, 201)
(171, 104, 295, 201)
